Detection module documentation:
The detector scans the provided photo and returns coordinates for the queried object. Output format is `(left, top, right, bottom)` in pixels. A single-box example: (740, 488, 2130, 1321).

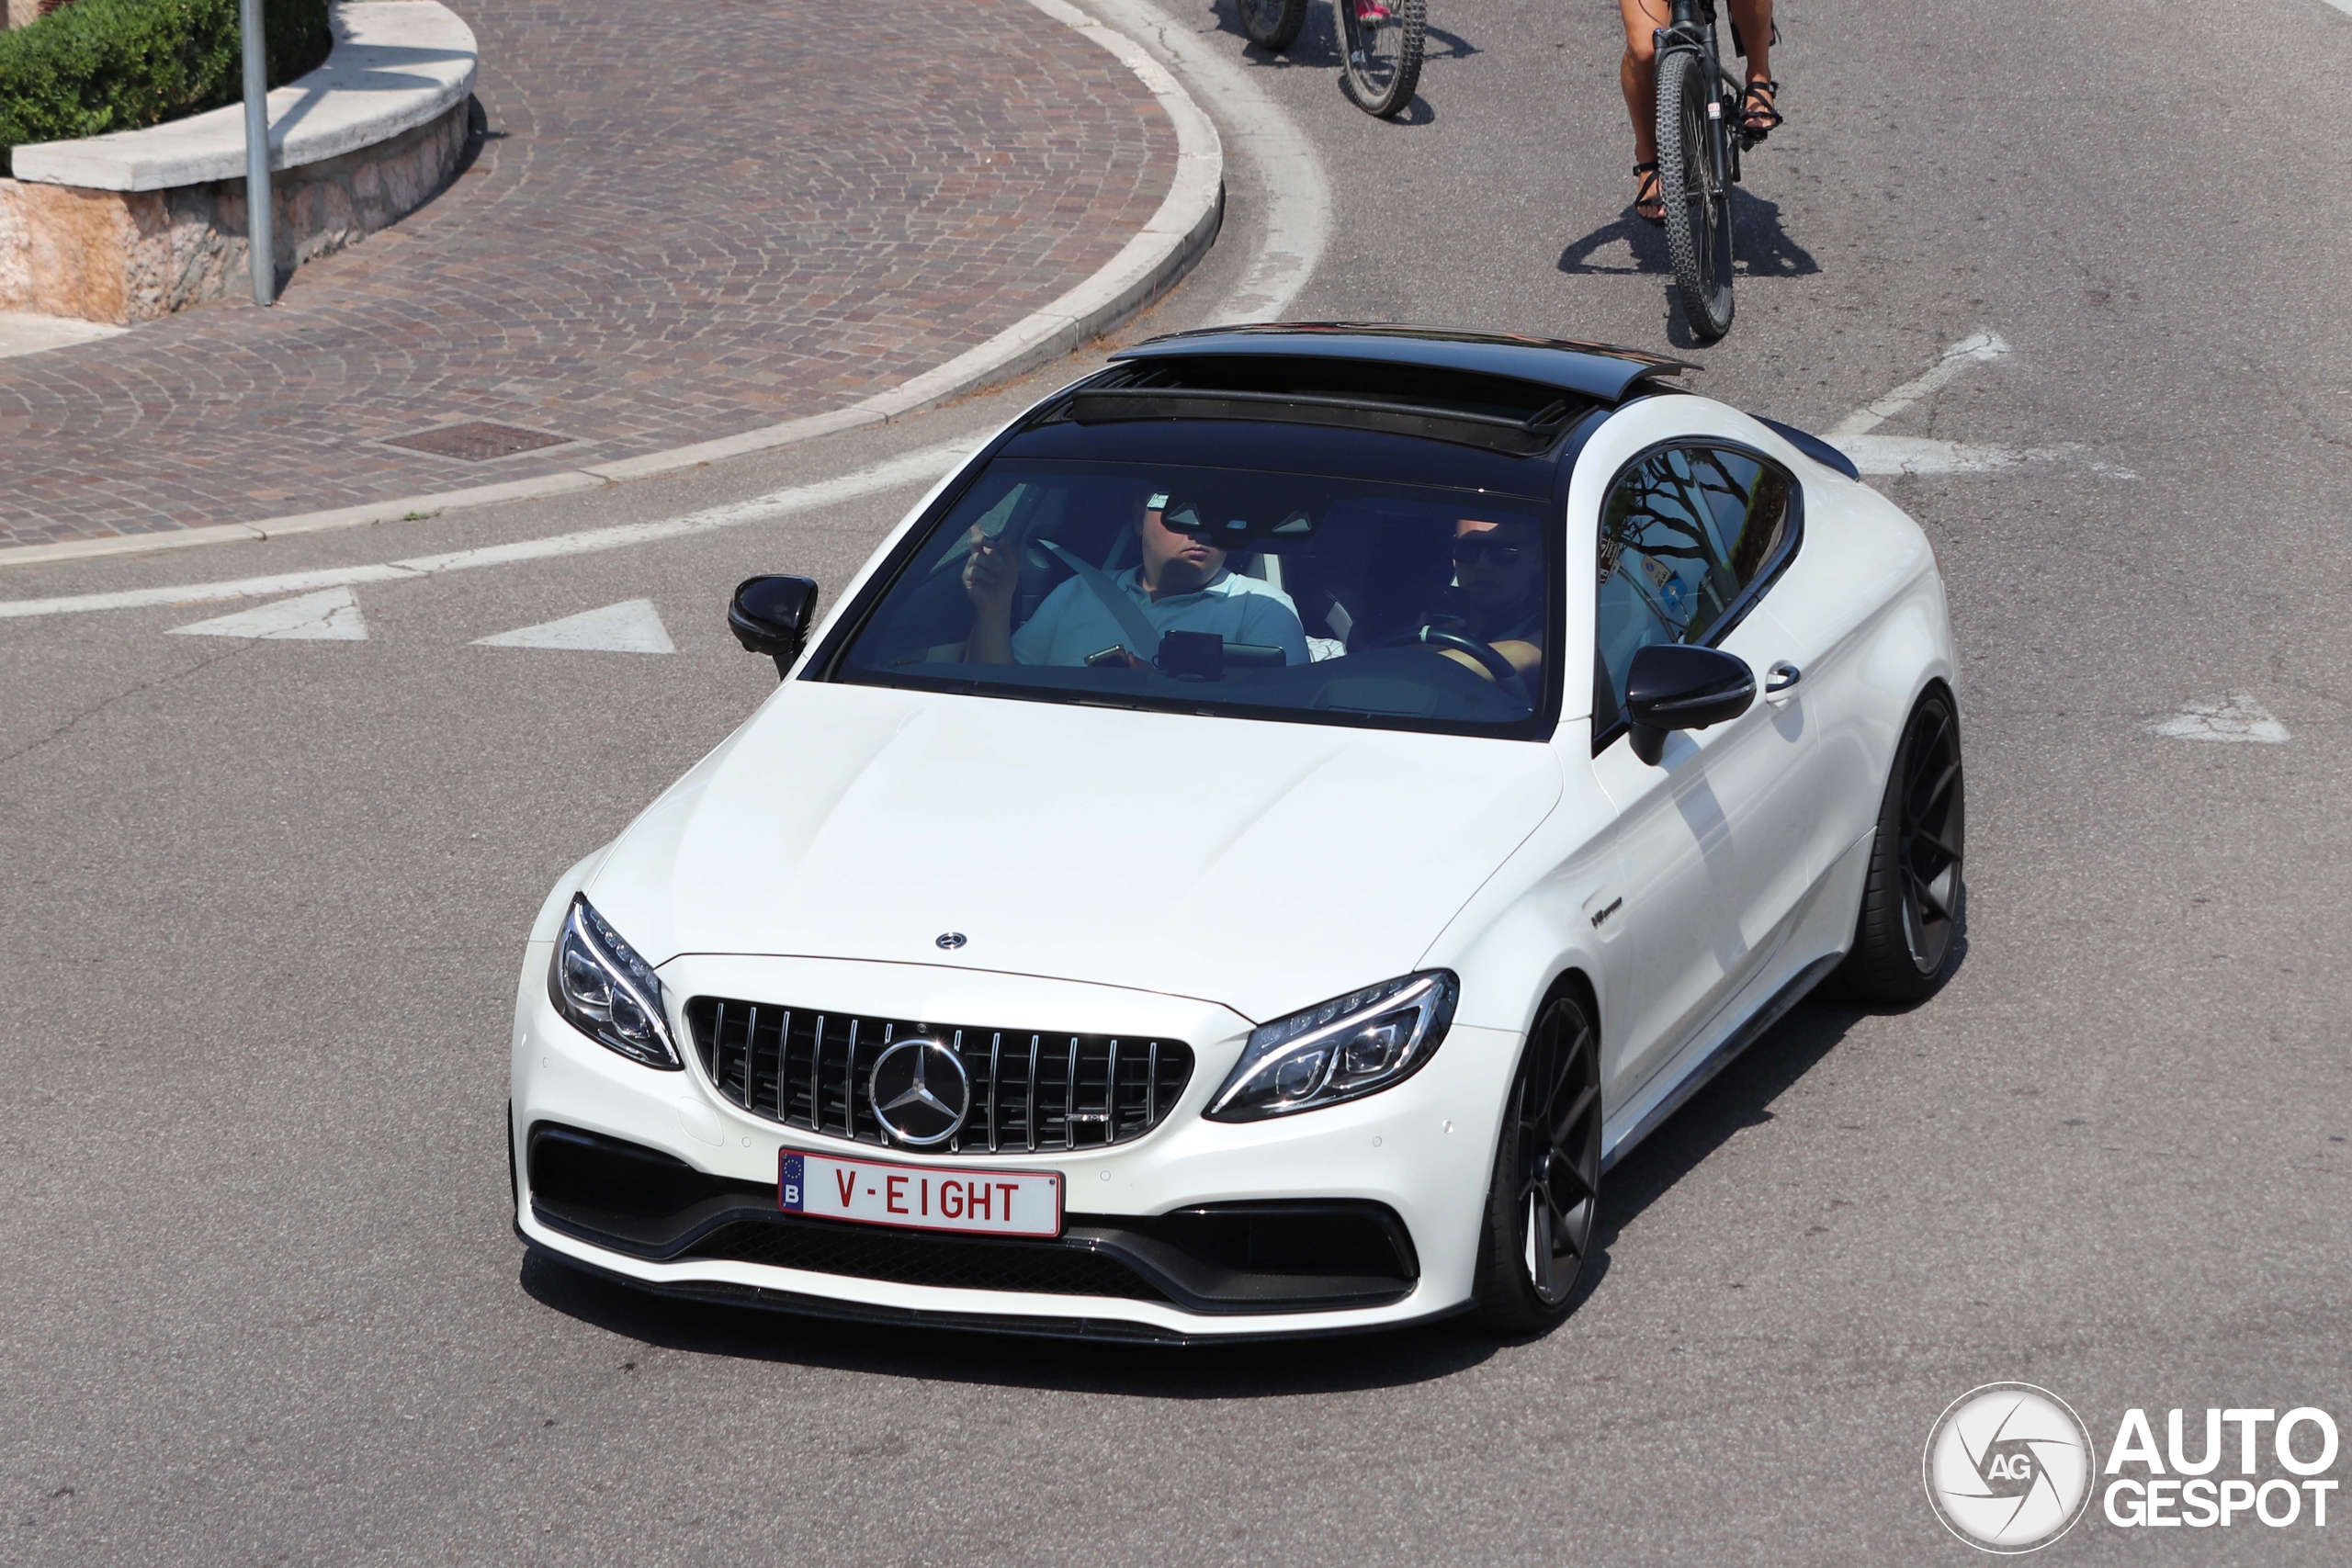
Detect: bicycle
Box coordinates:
(1238, 0, 1424, 121)
(1650, 0, 1761, 340)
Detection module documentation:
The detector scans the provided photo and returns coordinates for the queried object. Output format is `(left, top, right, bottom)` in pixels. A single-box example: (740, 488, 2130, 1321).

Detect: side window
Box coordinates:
(1594, 445, 1794, 723)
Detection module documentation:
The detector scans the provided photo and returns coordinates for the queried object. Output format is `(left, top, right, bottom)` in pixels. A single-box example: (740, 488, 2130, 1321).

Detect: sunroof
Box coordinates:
(1041, 355, 1591, 456)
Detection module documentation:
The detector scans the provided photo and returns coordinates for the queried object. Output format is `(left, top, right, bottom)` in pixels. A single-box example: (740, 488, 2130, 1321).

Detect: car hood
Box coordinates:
(588, 682, 1562, 1023)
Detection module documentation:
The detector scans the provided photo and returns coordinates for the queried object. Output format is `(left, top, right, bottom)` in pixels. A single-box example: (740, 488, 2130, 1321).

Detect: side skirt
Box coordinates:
(1599, 952, 1843, 1174)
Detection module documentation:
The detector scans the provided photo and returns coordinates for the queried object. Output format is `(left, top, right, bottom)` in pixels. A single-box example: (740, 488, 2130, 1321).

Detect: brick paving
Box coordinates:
(0, 0, 1176, 549)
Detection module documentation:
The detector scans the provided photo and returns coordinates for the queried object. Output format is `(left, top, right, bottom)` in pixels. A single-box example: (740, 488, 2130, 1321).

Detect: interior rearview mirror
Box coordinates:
(729, 575, 820, 680)
(1624, 643, 1756, 765)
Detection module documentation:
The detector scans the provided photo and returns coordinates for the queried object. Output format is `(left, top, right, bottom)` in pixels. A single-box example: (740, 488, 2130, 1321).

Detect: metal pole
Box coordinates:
(240, 0, 275, 306)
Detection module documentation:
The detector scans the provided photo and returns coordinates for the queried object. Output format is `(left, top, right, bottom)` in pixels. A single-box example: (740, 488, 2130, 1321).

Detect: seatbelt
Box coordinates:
(1035, 539, 1161, 661)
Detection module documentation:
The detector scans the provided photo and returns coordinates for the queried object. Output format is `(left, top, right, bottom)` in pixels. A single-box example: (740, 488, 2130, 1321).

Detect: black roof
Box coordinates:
(1113, 323, 1691, 406)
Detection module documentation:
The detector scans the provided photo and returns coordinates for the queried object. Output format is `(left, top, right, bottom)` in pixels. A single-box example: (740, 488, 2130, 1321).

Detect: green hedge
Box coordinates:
(1, 0, 333, 172)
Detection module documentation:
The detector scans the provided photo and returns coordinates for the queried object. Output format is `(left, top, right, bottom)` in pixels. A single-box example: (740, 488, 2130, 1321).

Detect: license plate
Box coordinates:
(779, 1150, 1063, 1238)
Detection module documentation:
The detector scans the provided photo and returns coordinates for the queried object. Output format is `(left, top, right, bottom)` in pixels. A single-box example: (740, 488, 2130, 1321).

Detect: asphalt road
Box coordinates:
(5, 0, 2350, 1562)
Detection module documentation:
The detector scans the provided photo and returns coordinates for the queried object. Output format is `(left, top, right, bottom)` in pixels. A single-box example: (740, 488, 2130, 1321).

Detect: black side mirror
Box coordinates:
(1624, 643, 1756, 765)
(729, 575, 820, 680)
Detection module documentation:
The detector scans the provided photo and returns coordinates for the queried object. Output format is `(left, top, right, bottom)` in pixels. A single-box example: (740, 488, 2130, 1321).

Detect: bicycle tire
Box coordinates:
(1340, 0, 1424, 119)
(1655, 48, 1736, 340)
(1238, 0, 1307, 51)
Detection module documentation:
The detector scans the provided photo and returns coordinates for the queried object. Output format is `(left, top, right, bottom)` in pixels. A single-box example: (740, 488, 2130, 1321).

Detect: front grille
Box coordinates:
(684, 997, 1194, 1155)
(683, 1217, 1167, 1302)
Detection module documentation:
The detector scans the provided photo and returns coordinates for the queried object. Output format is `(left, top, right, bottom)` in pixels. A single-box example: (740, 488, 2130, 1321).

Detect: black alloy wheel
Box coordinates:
(1655, 48, 1736, 341)
(1842, 690, 1966, 1001)
(1473, 990, 1602, 1332)
(1339, 0, 1425, 118)
(1237, 0, 1308, 51)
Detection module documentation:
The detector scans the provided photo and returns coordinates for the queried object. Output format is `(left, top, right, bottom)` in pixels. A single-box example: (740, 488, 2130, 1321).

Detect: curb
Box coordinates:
(11, 4, 477, 191)
(0, 0, 1221, 575)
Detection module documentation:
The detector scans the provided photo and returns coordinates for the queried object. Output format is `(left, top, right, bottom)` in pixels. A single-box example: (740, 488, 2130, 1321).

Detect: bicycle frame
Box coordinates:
(1656, 0, 1744, 186)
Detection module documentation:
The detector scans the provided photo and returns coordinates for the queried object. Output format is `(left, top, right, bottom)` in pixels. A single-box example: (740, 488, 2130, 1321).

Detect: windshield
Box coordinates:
(827, 458, 1555, 733)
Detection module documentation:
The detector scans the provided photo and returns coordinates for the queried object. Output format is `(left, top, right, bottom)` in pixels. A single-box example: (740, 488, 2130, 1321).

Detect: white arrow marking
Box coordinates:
(1834, 434, 2075, 477)
(1826, 333, 2058, 475)
(1826, 333, 2012, 440)
(168, 587, 368, 641)
(2150, 694, 2290, 744)
(0, 440, 967, 622)
(474, 599, 674, 654)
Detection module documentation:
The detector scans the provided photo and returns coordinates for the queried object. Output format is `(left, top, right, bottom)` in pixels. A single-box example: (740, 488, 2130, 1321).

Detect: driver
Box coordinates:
(1425, 513, 1544, 683)
(962, 491, 1310, 668)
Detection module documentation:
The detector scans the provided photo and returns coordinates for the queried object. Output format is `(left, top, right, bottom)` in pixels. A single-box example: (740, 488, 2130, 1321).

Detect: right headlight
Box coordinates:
(1205, 971, 1457, 1122)
(548, 896, 681, 1070)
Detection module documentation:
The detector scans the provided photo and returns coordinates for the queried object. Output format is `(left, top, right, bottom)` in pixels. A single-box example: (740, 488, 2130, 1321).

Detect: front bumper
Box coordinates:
(511, 948, 1522, 1340)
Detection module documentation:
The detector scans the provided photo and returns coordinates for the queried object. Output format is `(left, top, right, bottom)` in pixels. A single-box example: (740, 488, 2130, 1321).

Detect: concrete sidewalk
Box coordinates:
(0, 0, 1200, 552)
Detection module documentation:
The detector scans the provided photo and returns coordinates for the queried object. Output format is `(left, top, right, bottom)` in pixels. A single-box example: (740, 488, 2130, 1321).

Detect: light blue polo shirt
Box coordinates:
(1011, 567, 1311, 667)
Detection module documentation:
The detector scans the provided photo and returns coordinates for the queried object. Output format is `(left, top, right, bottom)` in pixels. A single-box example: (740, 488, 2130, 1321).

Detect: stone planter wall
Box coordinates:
(0, 101, 466, 321)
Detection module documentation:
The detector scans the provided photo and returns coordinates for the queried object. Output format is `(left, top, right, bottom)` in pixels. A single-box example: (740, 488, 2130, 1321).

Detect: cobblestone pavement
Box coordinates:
(0, 0, 1175, 550)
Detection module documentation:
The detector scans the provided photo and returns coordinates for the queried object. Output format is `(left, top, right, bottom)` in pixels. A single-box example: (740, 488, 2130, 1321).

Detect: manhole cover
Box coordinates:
(381, 423, 571, 462)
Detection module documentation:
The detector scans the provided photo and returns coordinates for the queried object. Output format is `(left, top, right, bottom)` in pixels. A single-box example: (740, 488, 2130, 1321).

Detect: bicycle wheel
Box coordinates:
(1339, 0, 1424, 118)
(1654, 48, 1736, 340)
(1238, 0, 1307, 51)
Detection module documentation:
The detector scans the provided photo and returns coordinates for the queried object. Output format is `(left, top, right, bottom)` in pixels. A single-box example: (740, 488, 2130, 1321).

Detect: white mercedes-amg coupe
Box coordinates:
(509, 325, 1964, 1341)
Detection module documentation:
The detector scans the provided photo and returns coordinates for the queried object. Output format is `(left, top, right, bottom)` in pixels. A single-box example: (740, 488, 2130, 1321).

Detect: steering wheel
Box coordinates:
(1374, 626, 1533, 708)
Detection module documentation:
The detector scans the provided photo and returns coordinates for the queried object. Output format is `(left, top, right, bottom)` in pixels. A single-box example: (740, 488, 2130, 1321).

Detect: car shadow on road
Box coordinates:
(1590, 929, 1970, 1261)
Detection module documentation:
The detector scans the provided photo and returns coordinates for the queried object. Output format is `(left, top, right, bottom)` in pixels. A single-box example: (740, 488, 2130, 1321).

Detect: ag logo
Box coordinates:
(1924, 1382, 2096, 1553)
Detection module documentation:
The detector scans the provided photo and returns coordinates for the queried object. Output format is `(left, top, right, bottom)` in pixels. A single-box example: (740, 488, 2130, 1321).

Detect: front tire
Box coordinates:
(1339, 0, 1425, 118)
(1655, 48, 1736, 341)
(1473, 990, 1602, 1333)
(1841, 689, 1966, 1001)
(1237, 0, 1308, 51)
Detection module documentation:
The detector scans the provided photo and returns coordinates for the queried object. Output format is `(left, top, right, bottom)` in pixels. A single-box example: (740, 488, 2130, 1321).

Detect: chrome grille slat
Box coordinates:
(742, 1004, 759, 1111)
(1106, 1040, 1120, 1149)
(686, 997, 1192, 1156)
(1025, 1035, 1039, 1154)
(987, 1032, 1001, 1154)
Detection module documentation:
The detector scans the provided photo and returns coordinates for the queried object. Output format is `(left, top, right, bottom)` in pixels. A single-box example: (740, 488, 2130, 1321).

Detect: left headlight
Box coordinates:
(1205, 971, 1457, 1122)
(548, 896, 682, 1070)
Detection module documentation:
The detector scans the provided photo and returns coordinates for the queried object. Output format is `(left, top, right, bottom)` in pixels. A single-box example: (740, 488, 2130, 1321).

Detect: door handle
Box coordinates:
(1764, 661, 1802, 702)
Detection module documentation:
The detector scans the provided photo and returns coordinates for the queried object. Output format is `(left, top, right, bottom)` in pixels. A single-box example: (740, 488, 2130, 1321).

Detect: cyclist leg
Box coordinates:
(1619, 0, 1671, 220)
(1728, 0, 1781, 136)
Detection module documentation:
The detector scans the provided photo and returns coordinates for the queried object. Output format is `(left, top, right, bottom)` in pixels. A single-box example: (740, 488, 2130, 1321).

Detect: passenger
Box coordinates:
(962, 491, 1310, 667)
(1426, 514, 1545, 682)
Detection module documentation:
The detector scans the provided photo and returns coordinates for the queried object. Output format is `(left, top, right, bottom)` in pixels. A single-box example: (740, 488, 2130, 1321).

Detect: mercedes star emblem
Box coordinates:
(867, 1037, 971, 1146)
(936, 931, 967, 950)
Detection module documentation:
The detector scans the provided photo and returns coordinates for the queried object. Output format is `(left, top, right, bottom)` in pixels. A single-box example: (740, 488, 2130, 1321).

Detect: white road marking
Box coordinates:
(169, 588, 369, 641)
(1825, 333, 2057, 475)
(1826, 333, 2012, 440)
(1085, 0, 1331, 323)
(475, 599, 675, 654)
(2150, 694, 2290, 744)
(1835, 434, 2072, 476)
(0, 442, 965, 623)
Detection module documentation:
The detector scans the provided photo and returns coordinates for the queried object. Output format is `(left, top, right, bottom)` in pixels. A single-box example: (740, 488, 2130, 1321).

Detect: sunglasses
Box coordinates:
(1452, 540, 1529, 568)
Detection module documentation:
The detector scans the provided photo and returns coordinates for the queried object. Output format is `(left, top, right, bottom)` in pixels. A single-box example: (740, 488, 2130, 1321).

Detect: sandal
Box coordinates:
(1739, 79, 1782, 141)
(1633, 161, 1664, 226)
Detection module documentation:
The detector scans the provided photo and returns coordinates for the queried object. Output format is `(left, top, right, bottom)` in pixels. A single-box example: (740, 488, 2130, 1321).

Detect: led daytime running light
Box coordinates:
(548, 896, 682, 1069)
(1206, 970, 1457, 1122)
